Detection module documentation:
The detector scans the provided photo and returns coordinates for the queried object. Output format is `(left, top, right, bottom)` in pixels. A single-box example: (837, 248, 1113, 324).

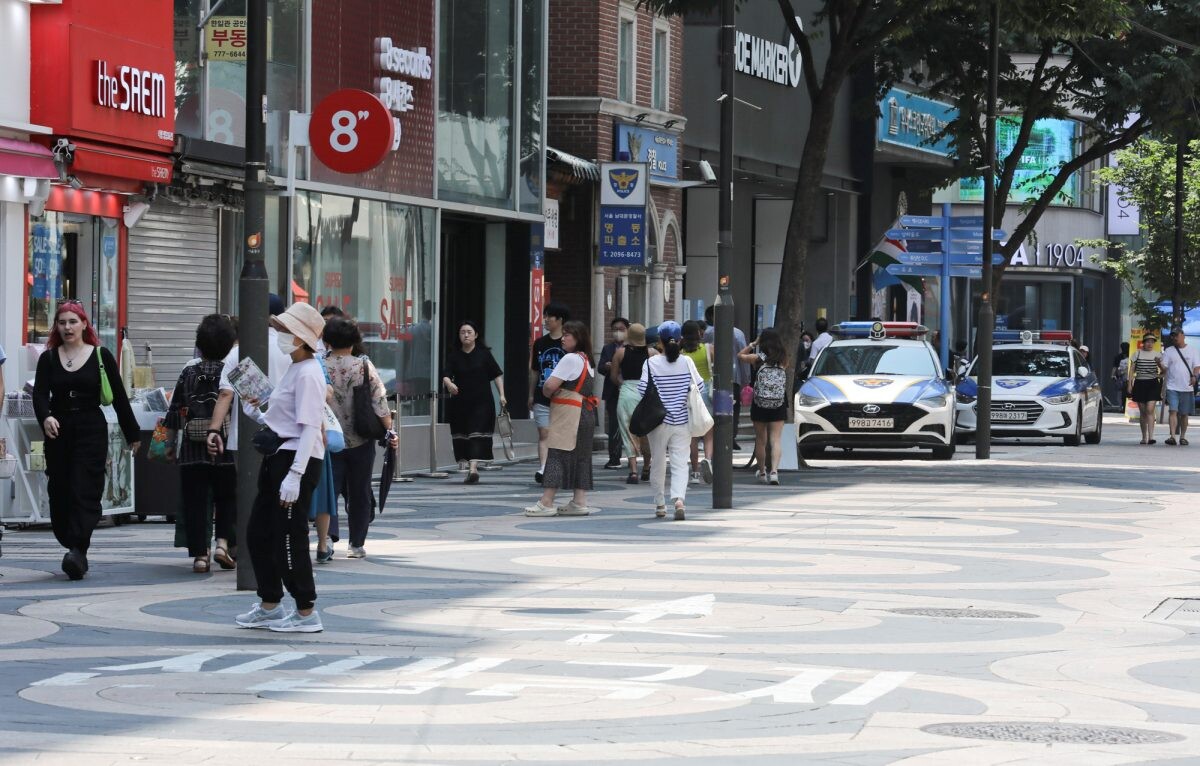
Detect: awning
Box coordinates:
(70, 140, 173, 185)
(0, 138, 57, 179)
(547, 146, 599, 182)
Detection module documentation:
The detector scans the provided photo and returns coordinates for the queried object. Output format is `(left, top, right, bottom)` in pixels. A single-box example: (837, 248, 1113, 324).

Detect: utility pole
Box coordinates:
(712, 0, 735, 508)
(1173, 136, 1185, 329)
(975, 0, 999, 460)
(236, 0, 269, 590)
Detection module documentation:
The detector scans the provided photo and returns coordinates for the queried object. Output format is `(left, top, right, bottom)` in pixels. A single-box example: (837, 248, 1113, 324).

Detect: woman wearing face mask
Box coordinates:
(597, 318, 630, 469)
(32, 301, 140, 580)
(233, 302, 329, 633)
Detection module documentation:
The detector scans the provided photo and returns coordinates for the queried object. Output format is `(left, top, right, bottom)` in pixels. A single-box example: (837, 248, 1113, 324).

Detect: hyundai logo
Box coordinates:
(863, 404, 881, 414)
(1004, 402, 1015, 410)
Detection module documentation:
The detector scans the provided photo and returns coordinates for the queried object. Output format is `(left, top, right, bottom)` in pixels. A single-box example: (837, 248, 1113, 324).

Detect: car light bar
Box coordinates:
(832, 321, 929, 339)
(994, 329, 1073, 344)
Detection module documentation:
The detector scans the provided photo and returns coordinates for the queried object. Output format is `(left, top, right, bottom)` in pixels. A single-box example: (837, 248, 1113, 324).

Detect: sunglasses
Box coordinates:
(57, 299, 83, 307)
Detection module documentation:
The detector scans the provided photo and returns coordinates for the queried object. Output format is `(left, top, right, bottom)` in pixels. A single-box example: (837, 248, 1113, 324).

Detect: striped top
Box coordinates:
(1131, 350, 1162, 380)
(638, 354, 702, 426)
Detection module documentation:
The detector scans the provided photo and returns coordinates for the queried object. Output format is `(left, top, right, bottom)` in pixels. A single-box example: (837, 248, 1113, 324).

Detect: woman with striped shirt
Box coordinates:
(1128, 335, 1163, 444)
(639, 321, 703, 520)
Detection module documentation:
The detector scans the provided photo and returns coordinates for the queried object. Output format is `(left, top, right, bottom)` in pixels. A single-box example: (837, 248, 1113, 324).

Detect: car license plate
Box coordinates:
(848, 417, 893, 429)
(991, 411, 1026, 421)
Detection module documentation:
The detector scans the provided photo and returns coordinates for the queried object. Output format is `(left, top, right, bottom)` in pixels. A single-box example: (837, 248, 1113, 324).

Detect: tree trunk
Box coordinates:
(775, 83, 842, 414)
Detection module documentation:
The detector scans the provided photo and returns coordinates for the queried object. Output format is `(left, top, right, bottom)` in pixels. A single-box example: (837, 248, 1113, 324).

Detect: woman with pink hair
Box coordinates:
(32, 301, 140, 580)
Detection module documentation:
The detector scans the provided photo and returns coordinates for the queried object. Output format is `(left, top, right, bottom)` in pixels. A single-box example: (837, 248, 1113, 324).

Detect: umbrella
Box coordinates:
(377, 437, 397, 514)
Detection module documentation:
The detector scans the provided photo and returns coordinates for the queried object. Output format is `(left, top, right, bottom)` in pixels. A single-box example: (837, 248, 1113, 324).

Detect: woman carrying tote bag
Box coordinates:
(639, 321, 703, 521)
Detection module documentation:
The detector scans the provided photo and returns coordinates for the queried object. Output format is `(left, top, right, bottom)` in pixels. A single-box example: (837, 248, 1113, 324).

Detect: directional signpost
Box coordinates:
(885, 202, 1007, 369)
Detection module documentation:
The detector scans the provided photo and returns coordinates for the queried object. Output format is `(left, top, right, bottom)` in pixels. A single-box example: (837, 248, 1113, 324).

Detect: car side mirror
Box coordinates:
(1076, 366, 1090, 378)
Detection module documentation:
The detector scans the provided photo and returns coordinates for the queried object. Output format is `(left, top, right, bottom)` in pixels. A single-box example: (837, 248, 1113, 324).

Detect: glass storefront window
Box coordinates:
(439, 0, 515, 206)
(294, 192, 437, 417)
(27, 213, 120, 358)
(518, 0, 544, 214)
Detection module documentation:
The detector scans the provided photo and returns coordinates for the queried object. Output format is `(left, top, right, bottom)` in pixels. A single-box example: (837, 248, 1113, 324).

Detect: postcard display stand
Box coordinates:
(2, 395, 135, 524)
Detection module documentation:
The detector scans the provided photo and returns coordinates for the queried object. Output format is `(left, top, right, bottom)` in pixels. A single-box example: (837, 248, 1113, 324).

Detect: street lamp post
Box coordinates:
(236, 0, 269, 590)
(975, 0, 1000, 460)
(712, 0, 735, 508)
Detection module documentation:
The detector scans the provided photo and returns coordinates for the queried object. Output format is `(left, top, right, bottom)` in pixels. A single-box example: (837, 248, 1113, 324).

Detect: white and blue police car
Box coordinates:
(954, 330, 1103, 446)
(794, 322, 956, 459)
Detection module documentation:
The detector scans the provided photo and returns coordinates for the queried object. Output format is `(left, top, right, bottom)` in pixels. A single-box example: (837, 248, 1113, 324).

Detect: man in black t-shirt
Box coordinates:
(528, 302, 569, 482)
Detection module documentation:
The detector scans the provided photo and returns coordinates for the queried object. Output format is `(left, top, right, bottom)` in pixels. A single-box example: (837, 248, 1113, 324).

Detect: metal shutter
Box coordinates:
(127, 202, 219, 388)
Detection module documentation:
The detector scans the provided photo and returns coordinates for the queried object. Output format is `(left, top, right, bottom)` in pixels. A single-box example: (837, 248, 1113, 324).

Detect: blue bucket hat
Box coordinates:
(657, 321, 682, 342)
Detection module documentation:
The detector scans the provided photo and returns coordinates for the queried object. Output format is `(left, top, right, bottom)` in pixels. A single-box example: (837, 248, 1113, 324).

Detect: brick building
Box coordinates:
(546, 0, 688, 339)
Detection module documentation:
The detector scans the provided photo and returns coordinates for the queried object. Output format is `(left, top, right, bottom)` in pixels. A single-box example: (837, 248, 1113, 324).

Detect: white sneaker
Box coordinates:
(689, 471, 700, 486)
(756, 470, 768, 484)
(557, 501, 593, 516)
(235, 602, 288, 629)
(768, 470, 780, 486)
(269, 610, 324, 633)
(524, 501, 557, 517)
(347, 546, 366, 559)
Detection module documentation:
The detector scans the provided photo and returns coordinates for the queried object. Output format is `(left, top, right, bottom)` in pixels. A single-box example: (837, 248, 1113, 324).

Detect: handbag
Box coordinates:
(252, 425, 284, 455)
(353, 356, 387, 440)
(740, 384, 755, 407)
(324, 404, 345, 453)
(630, 368, 667, 437)
(96, 346, 114, 406)
(147, 417, 177, 463)
(496, 406, 516, 460)
(687, 382, 715, 437)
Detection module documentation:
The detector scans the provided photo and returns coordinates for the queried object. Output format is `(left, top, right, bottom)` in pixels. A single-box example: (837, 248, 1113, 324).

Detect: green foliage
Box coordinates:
(1093, 138, 1200, 324)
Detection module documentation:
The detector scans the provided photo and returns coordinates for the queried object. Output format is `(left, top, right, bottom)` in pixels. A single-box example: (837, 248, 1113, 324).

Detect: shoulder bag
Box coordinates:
(687, 381, 714, 437)
(1173, 345, 1198, 391)
(630, 365, 667, 437)
(353, 356, 388, 440)
(96, 346, 114, 406)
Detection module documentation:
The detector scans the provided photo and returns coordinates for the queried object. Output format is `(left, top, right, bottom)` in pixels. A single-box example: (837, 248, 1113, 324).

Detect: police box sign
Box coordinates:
(94, 60, 167, 118)
(600, 162, 648, 207)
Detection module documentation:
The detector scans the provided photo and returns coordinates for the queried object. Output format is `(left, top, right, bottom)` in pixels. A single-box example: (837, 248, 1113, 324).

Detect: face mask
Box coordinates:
(614, 330, 627, 342)
(276, 332, 297, 355)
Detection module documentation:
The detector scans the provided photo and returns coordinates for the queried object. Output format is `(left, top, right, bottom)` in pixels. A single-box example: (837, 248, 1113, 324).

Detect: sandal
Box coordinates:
(213, 546, 236, 570)
(192, 557, 210, 574)
(626, 473, 639, 485)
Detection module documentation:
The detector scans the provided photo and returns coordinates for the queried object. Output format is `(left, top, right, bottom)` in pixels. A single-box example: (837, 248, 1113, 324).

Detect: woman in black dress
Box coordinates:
(32, 301, 140, 580)
(442, 320, 506, 483)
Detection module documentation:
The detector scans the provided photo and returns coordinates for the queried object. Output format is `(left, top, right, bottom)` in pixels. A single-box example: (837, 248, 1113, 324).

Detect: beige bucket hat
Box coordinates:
(271, 302, 325, 351)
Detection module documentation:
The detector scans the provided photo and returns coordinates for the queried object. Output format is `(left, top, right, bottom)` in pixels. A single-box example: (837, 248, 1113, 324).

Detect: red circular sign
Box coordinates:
(309, 89, 395, 174)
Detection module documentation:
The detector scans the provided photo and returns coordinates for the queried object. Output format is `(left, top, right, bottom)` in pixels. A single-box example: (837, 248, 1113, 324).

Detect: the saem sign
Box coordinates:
(94, 60, 167, 119)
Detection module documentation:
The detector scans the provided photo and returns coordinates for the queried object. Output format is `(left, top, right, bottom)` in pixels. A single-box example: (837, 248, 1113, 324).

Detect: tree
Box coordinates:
(882, 0, 1200, 297)
(1090, 138, 1200, 328)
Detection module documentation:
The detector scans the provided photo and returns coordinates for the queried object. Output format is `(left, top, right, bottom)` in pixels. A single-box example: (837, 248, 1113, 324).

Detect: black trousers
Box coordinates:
(247, 450, 323, 611)
(330, 440, 375, 547)
(44, 408, 109, 554)
(605, 397, 621, 462)
(180, 463, 237, 557)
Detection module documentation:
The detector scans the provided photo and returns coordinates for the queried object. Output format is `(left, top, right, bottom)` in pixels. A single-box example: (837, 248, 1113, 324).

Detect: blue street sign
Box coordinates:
(899, 215, 945, 228)
(906, 239, 941, 253)
(949, 215, 985, 227)
(950, 253, 1006, 265)
(895, 252, 944, 265)
(886, 229, 941, 240)
(950, 228, 1006, 239)
(947, 241, 984, 255)
(886, 263, 942, 277)
(950, 265, 982, 278)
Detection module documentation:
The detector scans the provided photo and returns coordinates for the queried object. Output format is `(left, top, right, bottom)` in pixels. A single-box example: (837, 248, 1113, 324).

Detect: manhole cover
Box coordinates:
(922, 722, 1182, 745)
(1145, 598, 1200, 626)
(889, 608, 1036, 619)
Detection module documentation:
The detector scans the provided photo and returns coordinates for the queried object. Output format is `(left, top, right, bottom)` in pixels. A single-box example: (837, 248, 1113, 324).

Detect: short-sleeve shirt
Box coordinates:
(550, 352, 595, 383)
(531, 334, 565, 406)
(263, 357, 327, 459)
(1160, 343, 1200, 391)
(217, 345, 240, 449)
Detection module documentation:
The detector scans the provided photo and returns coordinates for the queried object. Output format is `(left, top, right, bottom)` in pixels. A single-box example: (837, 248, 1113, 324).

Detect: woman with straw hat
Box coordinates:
(610, 323, 656, 484)
(233, 302, 329, 633)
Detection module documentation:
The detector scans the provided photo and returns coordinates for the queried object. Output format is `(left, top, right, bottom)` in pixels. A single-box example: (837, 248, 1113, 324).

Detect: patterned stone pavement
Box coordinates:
(1, 415, 1199, 765)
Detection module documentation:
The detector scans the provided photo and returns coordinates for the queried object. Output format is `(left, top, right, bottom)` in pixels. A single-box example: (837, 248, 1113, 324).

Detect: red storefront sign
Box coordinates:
(30, 1, 176, 158)
(310, 0, 435, 197)
(309, 90, 396, 174)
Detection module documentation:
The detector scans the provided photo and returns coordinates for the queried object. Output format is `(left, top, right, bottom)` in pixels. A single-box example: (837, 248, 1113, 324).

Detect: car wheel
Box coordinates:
(1063, 404, 1083, 446)
(1085, 406, 1103, 444)
(932, 442, 956, 460)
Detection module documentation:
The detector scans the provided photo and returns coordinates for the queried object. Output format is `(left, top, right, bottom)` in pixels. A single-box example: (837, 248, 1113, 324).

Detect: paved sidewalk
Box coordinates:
(2, 415, 1199, 764)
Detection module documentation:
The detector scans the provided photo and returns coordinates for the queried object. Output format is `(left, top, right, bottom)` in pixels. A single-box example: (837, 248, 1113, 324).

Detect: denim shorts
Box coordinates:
(1166, 389, 1196, 415)
(533, 403, 552, 428)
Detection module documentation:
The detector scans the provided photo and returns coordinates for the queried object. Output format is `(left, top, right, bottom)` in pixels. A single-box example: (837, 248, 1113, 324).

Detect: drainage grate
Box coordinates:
(889, 607, 1036, 619)
(922, 722, 1183, 745)
(1145, 598, 1200, 626)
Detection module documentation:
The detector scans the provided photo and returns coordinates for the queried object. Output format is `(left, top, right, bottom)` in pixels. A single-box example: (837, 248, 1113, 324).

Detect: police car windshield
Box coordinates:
(979, 349, 1071, 378)
(813, 345, 939, 377)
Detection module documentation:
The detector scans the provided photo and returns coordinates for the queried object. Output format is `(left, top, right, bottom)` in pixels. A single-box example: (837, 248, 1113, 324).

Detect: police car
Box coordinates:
(794, 322, 956, 459)
(954, 330, 1103, 445)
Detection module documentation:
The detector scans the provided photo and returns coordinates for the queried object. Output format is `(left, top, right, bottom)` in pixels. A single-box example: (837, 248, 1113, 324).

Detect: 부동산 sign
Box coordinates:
(877, 88, 955, 157)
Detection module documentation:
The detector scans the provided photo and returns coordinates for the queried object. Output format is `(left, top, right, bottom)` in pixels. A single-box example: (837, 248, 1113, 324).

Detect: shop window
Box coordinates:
(618, 15, 636, 103)
(519, 0, 545, 214)
(27, 213, 120, 358)
(293, 192, 437, 418)
(439, 0, 515, 207)
(652, 25, 668, 111)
